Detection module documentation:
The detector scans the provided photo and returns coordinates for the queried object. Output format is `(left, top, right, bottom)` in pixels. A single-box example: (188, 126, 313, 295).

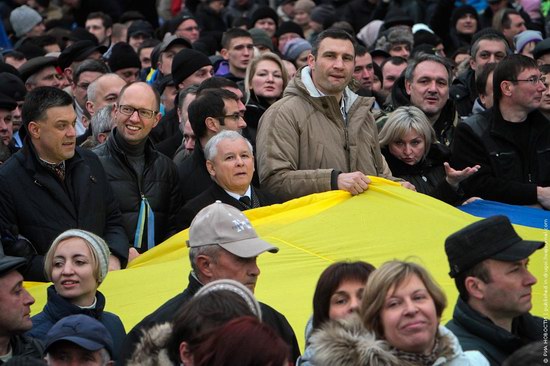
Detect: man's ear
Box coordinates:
(501, 80, 513, 97)
(205, 116, 218, 133)
(86, 100, 95, 117)
(27, 121, 40, 139)
(206, 160, 216, 177)
(404, 79, 412, 96)
(464, 276, 485, 301)
(195, 255, 214, 280)
(220, 48, 229, 60)
(307, 52, 315, 70)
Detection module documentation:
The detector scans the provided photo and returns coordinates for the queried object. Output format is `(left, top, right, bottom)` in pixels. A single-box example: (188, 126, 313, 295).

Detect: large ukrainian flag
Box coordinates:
(26, 178, 548, 350)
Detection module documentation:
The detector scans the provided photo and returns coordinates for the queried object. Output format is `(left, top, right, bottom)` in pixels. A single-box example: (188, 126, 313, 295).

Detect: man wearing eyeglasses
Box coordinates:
(452, 54, 550, 208)
(93, 82, 184, 260)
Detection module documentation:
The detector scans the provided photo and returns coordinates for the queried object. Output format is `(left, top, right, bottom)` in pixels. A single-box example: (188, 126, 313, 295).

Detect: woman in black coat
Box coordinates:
(379, 106, 479, 205)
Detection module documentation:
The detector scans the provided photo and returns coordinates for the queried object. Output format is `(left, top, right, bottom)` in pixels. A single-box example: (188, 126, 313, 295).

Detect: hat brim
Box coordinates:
(219, 237, 279, 258)
(162, 38, 193, 52)
(45, 336, 106, 354)
(77, 45, 107, 61)
(0, 255, 27, 277)
(492, 240, 544, 262)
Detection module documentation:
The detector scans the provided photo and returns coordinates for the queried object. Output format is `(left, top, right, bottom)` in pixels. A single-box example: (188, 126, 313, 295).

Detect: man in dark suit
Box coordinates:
(181, 130, 280, 227)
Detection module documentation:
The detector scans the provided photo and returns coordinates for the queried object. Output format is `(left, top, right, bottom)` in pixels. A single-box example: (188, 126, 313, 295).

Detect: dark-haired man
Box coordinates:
(445, 215, 544, 366)
(257, 29, 403, 201)
(452, 54, 550, 207)
(0, 87, 128, 281)
(216, 28, 255, 82)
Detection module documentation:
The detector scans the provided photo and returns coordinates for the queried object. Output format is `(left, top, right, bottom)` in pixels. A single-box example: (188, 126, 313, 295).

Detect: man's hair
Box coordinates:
(475, 62, 497, 96)
(87, 11, 113, 29)
(500, 9, 521, 30)
(197, 77, 239, 95)
(117, 81, 161, 110)
(91, 105, 114, 141)
(73, 59, 109, 85)
(87, 73, 125, 104)
(187, 89, 238, 139)
(540, 64, 550, 74)
(22, 87, 73, 128)
(355, 44, 367, 57)
(380, 56, 407, 71)
(27, 35, 59, 49)
(3, 50, 25, 61)
(204, 130, 253, 161)
(221, 28, 252, 49)
(454, 261, 492, 302)
(493, 54, 538, 104)
(178, 85, 199, 111)
(470, 32, 509, 59)
(404, 53, 453, 85)
(137, 38, 161, 56)
(112, 23, 127, 40)
(311, 29, 357, 58)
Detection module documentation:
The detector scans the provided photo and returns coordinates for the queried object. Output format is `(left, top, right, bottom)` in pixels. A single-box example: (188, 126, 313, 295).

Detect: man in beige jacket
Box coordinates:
(257, 29, 407, 201)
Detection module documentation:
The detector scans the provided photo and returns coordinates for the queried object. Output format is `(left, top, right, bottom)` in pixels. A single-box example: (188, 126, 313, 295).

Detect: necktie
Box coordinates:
(239, 196, 252, 209)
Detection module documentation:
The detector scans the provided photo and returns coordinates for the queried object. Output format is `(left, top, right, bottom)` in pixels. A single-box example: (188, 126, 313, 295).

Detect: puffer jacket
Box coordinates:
(257, 66, 395, 201)
(93, 129, 184, 251)
(309, 313, 489, 366)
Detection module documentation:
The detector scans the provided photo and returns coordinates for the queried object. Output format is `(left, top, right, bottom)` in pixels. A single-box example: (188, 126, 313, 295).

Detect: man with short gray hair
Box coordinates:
(180, 130, 280, 227)
(120, 201, 300, 364)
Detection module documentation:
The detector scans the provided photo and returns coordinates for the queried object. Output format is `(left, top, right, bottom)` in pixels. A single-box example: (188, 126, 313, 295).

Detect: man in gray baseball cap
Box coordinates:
(120, 201, 300, 365)
(0, 248, 43, 362)
(444, 215, 544, 366)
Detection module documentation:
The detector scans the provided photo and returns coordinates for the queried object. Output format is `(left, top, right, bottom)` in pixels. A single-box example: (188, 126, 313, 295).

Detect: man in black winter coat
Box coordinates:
(93, 82, 184, 259)
(119, 201, 300, 365)
(0, 87, 129, 281)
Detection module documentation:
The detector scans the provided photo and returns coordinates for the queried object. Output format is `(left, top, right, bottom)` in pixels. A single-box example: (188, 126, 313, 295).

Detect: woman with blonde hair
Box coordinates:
(27, 229, 125, 361)
(379, 106, 479, 205)
(244, 52, 289, 146)
(309, 260, 489, 366)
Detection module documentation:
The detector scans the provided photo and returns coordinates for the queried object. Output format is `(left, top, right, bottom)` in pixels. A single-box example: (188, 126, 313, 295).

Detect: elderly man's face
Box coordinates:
(0, 109, 13, 146)
(72, 71, 103, 108)
(209, 249, 260, 292)
(0, 270, 35, 335)
(206, 137, 254, 195)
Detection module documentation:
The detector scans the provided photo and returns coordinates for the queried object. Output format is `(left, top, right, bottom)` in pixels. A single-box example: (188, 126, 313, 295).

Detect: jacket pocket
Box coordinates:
(490, 150, 522, 181)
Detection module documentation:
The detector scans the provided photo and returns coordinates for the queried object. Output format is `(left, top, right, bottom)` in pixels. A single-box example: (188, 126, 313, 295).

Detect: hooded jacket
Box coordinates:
(256, 66, 395, 201)
(309, 313, 489, 366)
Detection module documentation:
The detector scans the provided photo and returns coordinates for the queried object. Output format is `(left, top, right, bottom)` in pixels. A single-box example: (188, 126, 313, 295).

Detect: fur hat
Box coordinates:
(9, 5, 42, 38)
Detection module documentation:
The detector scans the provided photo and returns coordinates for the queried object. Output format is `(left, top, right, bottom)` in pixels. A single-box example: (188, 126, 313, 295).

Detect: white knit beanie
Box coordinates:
(9, 5, 42, 38)
(50, 229, 111, 284)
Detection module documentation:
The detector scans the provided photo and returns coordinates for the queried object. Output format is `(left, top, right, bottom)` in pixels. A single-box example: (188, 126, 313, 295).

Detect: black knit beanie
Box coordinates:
(250, 7, 279, 29)
(451, 5, 478, 28)
(276, 21, 304, 38)
(171, 48, 212, 86)
(108, 43, 141, 72)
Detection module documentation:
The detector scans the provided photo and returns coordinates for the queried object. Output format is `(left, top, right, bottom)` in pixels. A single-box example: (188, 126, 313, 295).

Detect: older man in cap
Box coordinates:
(0, 73, 27, 148)
(119, 201, 300, 365)
(43, 314, 114, 366)
(0, 248, 43, 363)
(18, 56, 62, 91)
(445, 215, 544, 366)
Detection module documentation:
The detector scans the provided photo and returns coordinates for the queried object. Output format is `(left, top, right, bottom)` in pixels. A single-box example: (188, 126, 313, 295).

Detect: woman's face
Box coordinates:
(328, 279, 365, 321)
(250, 60, 284, 102)
(388, 128, 426, 165)
(51, 237, 98, 307)
(380, 274, 438, 354)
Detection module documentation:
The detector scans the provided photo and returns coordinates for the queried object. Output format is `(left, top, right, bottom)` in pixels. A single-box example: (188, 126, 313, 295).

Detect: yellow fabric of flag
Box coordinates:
(26, 177, 547, 350)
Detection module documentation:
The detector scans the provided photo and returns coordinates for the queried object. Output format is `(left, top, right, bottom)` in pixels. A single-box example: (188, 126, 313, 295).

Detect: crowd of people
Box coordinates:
(0, 0, 547, 364)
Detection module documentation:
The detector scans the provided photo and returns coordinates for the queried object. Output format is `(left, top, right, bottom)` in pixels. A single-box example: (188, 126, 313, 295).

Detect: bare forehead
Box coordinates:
(355, 53, 372, 66)
(120, 83, 156, 104)
(413, 61, 448, 79)
(318, 38, 355, 54)
(223, 98, 239, 110)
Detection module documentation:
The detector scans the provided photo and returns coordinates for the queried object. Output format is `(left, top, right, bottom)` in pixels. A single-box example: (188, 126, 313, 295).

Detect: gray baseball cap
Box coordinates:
(187, 201, 279, 258)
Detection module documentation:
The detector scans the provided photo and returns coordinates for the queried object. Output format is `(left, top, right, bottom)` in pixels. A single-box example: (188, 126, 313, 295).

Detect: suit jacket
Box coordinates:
(180, 183, 281, 228)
